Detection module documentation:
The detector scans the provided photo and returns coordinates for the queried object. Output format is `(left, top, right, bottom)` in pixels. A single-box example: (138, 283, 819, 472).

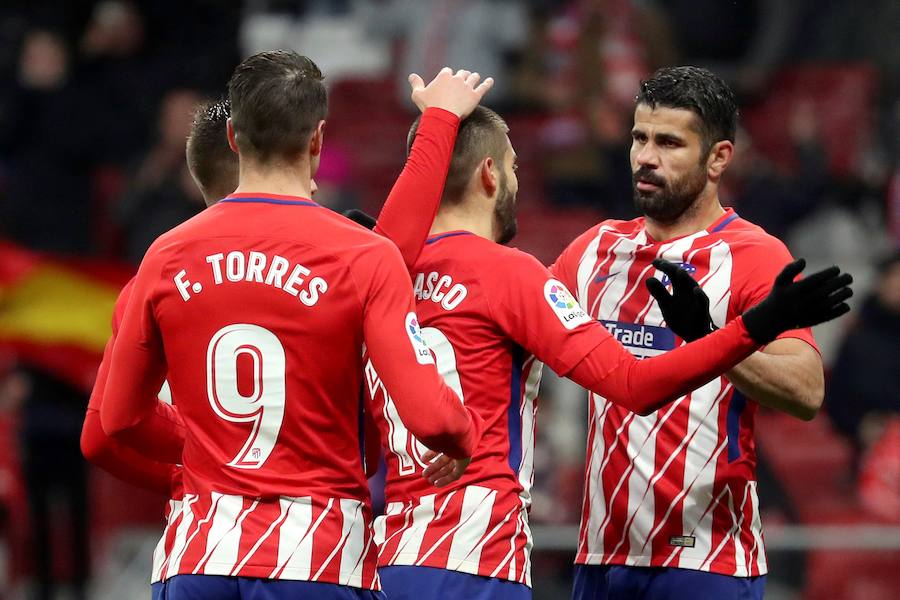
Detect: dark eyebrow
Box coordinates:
(655, 132, 686, 145)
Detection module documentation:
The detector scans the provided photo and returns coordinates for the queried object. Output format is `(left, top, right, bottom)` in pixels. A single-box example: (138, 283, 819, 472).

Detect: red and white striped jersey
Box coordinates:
(551, 209, 817, 577)
(369, 232, 609, 587)
(149, 492, 378, 586)
(102, 195, 480, 588)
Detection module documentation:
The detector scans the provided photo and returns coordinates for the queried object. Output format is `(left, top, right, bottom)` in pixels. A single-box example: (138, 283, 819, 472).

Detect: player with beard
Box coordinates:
(362, 106, 851, 599)
(551, 66, 832, 599)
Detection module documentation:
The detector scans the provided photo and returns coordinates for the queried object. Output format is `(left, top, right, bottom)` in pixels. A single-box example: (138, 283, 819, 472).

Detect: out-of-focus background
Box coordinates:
(0, 1, 897, 599)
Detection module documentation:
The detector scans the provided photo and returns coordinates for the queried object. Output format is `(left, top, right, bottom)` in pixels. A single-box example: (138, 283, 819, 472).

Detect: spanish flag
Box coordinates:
(0, 240, 134, 392)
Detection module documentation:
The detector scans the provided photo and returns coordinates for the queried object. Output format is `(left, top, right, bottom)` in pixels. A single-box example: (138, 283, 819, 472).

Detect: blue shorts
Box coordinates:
(572, 564, 765, 600)
(151, 581, 165, 600)
(164, 575, 387, 600)
(379, 565, 531, 600)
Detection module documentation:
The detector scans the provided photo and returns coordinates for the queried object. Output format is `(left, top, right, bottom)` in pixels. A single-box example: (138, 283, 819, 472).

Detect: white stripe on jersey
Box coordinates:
(205, 496, 258, 576)
(231, 500, 290, 575)
(151, 499, 182, 583)
(676, 377, 728, 570)
(446, 486, 498, 572)
(517, 358, 543, 507)
(166, 494, 201, 576)
(338, 499, 370, 587)
(392, 494, 438, 564)
(271, 497, 314, 580)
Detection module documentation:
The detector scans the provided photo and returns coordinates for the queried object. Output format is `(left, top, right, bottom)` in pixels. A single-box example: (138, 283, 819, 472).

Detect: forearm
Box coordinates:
(103, 399, 185, 464)
(81, 409, 176, 494)
(726, 343, 824, 420)
(568, 317, 759, 415)
(374, 107, 459, 268)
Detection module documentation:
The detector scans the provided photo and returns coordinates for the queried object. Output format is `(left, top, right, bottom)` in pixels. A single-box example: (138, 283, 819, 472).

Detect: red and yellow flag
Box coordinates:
(0, 241, 134, 392)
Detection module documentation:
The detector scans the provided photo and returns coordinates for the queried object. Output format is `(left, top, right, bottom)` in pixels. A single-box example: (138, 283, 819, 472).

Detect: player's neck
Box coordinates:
(430, 207, 495, 241)
(644, 191, 726, 243)
(233, 160, 314, 200)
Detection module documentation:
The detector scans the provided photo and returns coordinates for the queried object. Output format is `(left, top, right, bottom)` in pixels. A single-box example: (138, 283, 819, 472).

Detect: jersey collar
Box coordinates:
(426, 230, 475, 244)
(221, 192, 318, 207)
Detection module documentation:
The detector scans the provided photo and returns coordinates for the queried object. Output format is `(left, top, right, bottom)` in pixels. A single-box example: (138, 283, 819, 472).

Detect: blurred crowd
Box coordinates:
(0, 1, 898, 598)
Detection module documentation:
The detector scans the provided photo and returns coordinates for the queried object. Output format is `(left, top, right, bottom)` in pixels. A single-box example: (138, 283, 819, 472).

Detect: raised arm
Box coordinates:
(373, 68, 493, 266)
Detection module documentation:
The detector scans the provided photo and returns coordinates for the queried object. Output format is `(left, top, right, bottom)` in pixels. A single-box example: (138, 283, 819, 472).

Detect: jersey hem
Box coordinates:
(380, 552, 533, 588)
(163, 562, 380, 590)
(574, 552, 768, 577)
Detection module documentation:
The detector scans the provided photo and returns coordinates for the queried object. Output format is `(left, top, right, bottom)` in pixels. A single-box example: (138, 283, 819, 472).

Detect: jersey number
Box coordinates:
(207, 324, 286, 469)
(382, 326, 464, 475)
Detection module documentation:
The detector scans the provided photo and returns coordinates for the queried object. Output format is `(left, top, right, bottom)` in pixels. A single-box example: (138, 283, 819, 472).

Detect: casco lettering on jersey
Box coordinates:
(599, 320, 677, 359)
(412, 271, 468, 310)
(171, 251, 328, 306)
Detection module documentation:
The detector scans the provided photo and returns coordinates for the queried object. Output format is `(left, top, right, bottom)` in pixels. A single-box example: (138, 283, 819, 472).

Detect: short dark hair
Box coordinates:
(228, 51, 327, 163)
(407, 106, 509, 204)
(636, 66, 738, 151)
(186, 99, 238, 203)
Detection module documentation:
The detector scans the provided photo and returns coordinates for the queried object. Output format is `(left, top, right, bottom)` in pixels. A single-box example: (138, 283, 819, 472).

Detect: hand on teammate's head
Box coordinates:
(408, 67, 494, 120)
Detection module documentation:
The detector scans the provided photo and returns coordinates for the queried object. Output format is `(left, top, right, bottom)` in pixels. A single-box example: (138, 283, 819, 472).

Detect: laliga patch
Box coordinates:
(405, 312, 434, 365)
(544, 279, 591, 330)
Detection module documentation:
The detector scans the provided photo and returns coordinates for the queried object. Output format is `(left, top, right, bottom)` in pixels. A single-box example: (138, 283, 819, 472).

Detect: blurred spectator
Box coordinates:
(312, 145, 360, 213)
(15, 365, 91, 600)
(117, 88, 206, 263)
(826, 251, 900, 473)
(540, 94, 634, 216)
(0, 29, 99, 254)
(722, 105, 828, 240)
(858, 416, 900, 522)
(74, 0, 154, 156)
(644, 0, 803, 98)
(241, 0, 391, 83)
(365, 0, 529, 107)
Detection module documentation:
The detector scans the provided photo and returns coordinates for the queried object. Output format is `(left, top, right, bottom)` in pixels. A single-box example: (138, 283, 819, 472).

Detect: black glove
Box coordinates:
(343, 209, 377, 230)
(646, 259, 716, 342)
(742, 258, 853, 344)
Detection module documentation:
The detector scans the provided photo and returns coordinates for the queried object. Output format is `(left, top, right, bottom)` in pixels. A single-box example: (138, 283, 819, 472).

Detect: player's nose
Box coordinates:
(635, 143, 660, 167)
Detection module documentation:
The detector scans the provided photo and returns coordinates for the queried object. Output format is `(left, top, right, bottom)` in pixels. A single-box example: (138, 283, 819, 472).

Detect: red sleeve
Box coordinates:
(100, 250, 185, 463)
(485, 250, 612, 376)
(730, 235, 818, 350)
(374, 107, 460, 269)
(355, 240, 483, 459)
(486, 250, 761, 415)
(82, 279, 178, 493)
(82, 410, 176, 494)
(567, 317, 759, 415)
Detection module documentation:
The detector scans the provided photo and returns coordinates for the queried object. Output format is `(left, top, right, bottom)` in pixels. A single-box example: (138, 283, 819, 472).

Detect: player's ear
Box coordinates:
(226, 118, 239, 154)
(707, 140, 734, 181)
(309, 120, 326, 157)
(479, 157, 498, 197)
